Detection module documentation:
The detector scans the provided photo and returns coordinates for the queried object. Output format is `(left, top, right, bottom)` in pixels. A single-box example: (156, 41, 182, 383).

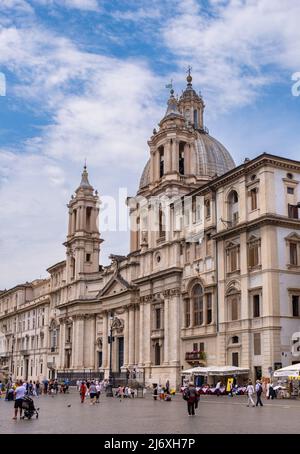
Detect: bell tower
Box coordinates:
(64, 165, 102, 282)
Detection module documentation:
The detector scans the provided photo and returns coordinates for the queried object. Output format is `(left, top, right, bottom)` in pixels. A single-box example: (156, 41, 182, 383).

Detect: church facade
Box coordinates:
(1, 74, 300, 388)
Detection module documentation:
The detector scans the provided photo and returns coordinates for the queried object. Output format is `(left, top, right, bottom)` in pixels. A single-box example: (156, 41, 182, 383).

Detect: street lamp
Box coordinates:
(106, 312, 120, 397)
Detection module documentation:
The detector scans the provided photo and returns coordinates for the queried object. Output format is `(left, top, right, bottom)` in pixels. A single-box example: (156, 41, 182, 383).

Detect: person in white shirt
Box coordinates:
(13, 380, 27, 420)
(246, 381, 255, 407)
(215, 381, 222, 397)
(95, 382, 101, 403)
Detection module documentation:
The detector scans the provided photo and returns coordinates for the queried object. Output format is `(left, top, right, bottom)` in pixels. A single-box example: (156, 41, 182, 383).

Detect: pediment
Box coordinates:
(97, 272, 134, 298)
(285, 232, 300, 242)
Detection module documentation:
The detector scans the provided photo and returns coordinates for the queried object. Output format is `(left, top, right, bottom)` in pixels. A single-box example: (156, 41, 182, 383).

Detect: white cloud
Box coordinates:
(33, 0, 100, 11)
(0, 17, 164, 288)
(112, 6, 161, 22)
(163, 0, 300, 110)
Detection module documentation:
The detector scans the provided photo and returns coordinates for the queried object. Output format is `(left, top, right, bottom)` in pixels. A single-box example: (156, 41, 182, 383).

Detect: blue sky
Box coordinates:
(0, 0, 300, 288)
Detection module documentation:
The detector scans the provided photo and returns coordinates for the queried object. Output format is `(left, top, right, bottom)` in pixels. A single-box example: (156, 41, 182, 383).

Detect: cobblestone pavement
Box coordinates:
(1, 390, 300, 434)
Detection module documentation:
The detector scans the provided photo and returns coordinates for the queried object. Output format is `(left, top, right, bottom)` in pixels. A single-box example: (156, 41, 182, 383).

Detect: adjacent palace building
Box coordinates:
(1, 74, 300, 388)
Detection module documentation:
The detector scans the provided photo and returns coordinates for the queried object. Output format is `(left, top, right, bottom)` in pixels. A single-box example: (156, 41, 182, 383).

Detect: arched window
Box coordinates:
(159, 146, 164, 178)
(179, 142, 185, 175)
(192, 284, 204, 326)
(194, 109, 198, 128)
(228, 190, 239, 226)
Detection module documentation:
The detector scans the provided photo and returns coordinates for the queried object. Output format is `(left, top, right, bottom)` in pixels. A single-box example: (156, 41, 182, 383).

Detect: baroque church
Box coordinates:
(1, 73, 300, 388)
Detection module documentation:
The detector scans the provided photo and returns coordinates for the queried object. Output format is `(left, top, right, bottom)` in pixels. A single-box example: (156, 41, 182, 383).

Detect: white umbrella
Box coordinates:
(273, 363, 300, 378)
(181, 365, 249, 376)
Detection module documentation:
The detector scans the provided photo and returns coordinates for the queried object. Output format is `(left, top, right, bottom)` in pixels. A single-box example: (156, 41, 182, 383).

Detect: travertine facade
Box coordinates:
(1, 75, 300, 388)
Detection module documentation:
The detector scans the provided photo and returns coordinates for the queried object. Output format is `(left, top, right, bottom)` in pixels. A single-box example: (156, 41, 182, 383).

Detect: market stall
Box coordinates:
(273, 363, 300, 398)
(181, 365, 249, 395)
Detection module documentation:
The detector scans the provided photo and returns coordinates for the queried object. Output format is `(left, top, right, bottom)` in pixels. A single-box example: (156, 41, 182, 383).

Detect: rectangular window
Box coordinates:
(154, 343, 161, 366)
(199, 342, 205, 353)
(250, 188, 258, 210)
(288, 204, 299, 219)
(254, 333, 261, 355)
(232, 352, 239, 367)
(205, 200, 211, 218)
(292, 296, 299, 317)
(229, 248, 238, 272)
(290, 243, 298, 266)
(206, 234, 212, 257)
(155, 308, 161, 330)
(86, 253, 91, 263)
(207, 293, 212, 324)
(231, 298, 238, 321)
(194, 299, 203, 326)
(193, 343, 198, 351)
(86, 207, 92, 231)
(253, 294, 260, 318)
(287, 187, 294, 195)
(248, 243, 259, 268)
(185, 300, 190, 328)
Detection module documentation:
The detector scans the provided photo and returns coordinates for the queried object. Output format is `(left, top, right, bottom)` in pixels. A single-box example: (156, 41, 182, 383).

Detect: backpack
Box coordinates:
(183, 388, 190, 401)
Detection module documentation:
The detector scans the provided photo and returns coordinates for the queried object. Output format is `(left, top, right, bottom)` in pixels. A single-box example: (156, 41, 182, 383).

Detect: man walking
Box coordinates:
(255, 380, 263, 407)
(246, 381, 255, 407)
(184, 382, 198, 416)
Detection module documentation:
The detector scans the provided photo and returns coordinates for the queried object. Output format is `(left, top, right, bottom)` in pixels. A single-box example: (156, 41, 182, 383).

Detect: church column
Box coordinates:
(149, 146, 155, 182)
(68, 210, 72, 236)
(138, 303, 144, 366)
(163, 296, 169, 364)
(88, 316, 96, 369)
(169, 290, 180, 366)
(172, 140, 179, 173)
(76, 316, 84, 369)
(144, 302, 151, 366)
(134, 305, 139, 365)
(102, 312, 108, 369)
(58, 320, 65, 369)
(165, 140, 172, 173)
(185, 143, 191, 175)
(79, 205, 84, 230)
(128, 305, 135, 366)
(124, 308, 129, 367)
(71, 319, 77, 368)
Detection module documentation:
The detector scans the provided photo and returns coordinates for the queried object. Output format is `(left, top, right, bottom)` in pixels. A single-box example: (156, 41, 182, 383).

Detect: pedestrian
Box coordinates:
(80, 381, 87, 403)
(89, 381, 97, 405)
(12, 380, 27, 420)
(165, 379, 170, 394)
(269, 382, 276, 400)
(255, 380, 263, 407)
(246, 381, 255, 407)
(215, 381, 222, 397)
(153, 384, 158, 401)
(184, 382, 198, 416)
(95, 381, 101, 403)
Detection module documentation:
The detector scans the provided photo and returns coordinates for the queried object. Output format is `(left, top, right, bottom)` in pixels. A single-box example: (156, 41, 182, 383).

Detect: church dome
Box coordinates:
(139, 131, 235, 189)
(194, 131, 235, 177)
